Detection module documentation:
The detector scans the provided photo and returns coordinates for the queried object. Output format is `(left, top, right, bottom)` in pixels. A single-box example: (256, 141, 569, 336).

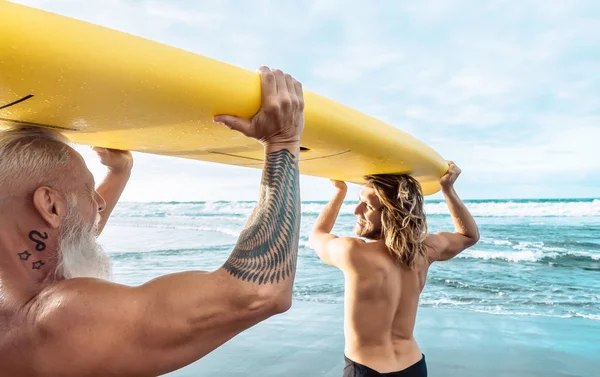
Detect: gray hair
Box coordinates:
(0, 126, 73, 198)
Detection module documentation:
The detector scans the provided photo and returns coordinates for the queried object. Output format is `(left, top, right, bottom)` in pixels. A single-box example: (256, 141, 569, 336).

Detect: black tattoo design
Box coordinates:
(32, 260, 45, 270)
(18, 250, 32, 261)
(223, 149, 300, 284)
(29, 230, 48, 251)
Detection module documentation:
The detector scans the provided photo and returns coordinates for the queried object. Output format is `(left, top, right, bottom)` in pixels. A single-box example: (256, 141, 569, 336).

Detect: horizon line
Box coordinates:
(115, 197, 599, 204)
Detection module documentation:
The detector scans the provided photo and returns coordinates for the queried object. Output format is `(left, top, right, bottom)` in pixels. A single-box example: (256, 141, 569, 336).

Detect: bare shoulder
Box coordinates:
(30, 278, 138, 326)
(423, 233, 440, 262)
(333, 238, 388, 272)
(328, 236, 365, 251)
(22, 278, 145, 376)
(31, 277, 133, 314)
(15, 270, 275, 376)
(424, 233, 442, 248)
(315, 236, 368, 269)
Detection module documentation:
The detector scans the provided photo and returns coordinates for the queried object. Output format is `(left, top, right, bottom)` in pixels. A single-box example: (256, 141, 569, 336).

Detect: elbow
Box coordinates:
(245, 286, 293, 317)
(308, 232, 317, 250)
(468, 232, 480, 247)
(271, 292, 292, 314)
(473, 227, 481, 244)
(268, 285, 293, 314)
(308, 232, 326, 256)
(266, 286, 293, 315)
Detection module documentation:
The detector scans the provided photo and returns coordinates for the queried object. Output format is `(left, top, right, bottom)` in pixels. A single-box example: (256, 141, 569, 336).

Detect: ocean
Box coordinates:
(100, 198, 600, 322)
(97, 197, 600, 376)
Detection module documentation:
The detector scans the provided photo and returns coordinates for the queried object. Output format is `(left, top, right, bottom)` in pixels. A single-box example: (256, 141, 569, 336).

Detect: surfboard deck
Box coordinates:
(0, 1, 447, 195)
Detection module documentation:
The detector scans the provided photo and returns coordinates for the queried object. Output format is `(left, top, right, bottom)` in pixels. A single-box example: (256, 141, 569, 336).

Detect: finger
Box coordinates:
(93, 147, 109, 157)
(285, 74, 298, 109)
(105, 147, 127, 153)
(293, 79, 304, 111)
(272, 69, 286, 94)
(214, 115, 252, 136)
(273, 70, 291, 111)
(258, 66, 277, 107)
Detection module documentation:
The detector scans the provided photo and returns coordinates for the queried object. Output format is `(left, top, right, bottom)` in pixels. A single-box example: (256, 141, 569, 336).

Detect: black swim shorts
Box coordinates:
(342, 355, 427, 377)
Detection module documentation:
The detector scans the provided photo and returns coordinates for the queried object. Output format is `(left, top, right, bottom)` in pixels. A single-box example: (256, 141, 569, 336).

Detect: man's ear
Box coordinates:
(32, 187, 67, 229)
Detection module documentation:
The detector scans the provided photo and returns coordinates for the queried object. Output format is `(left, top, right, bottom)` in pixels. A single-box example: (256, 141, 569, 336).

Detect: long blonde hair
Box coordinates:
(365, 174, 427, 269)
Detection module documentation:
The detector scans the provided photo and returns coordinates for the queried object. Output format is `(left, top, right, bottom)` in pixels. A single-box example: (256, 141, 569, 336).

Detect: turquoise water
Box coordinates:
(99, 198, 600, 321)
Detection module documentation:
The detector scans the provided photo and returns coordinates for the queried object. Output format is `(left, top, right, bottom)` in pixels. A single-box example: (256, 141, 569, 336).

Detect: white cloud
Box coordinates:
(9, 0, 600, 200)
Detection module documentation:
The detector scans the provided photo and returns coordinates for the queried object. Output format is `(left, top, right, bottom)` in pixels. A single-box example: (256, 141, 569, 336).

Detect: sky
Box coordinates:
(12, 0, 600, 201)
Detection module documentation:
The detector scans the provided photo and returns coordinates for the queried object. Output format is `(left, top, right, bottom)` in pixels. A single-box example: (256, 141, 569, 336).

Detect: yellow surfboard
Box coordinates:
(0, 1, 448, 195)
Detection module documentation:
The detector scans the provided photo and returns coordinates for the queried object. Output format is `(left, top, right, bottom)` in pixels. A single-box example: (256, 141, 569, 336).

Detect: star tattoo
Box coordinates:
(32, 260, 45, 270)
(18, 250, 32, 261)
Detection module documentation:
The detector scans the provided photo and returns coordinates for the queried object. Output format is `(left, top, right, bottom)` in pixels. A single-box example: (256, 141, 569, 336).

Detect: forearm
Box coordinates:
(96, 169, 131, 235)
(222, 143, 300, 298)
(312, 189, 346, 234)
(443, 187, 479, 242)
(128, 144, 300, 372)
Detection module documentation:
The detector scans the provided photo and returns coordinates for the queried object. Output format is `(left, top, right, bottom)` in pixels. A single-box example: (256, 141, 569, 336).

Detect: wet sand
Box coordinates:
(165, 301, 600, 377)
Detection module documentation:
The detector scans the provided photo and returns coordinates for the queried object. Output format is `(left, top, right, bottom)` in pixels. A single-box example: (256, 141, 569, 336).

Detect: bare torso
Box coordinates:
(343, 239, 431, 373)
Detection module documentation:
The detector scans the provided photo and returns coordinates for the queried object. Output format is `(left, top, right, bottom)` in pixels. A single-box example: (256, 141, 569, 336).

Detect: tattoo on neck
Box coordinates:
(18, 250, 32, 261)
(29, 230, 48, 251)
(224, 149, 300, 284)
(15, 230, 49, 270)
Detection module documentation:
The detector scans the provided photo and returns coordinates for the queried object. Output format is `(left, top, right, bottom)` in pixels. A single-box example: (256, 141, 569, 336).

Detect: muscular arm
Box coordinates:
(309, 185, 345, 240)
(428, 186, 479, 262)
(93, 148, 134, 235)
(26, 145, 301, 377)
(223, 145, 300, 293)
(309, 185, 358, 268)
(96, 169, 130, 234)
(311, 186, 346, 235)
(24, 67, 304, 377)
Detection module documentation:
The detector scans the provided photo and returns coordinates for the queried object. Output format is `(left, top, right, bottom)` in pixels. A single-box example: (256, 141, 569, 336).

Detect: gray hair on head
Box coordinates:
(0, 126, 73, 199)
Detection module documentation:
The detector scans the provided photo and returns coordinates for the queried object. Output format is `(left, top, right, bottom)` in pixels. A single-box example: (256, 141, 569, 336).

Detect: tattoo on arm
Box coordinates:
(223, 149, 300, 285)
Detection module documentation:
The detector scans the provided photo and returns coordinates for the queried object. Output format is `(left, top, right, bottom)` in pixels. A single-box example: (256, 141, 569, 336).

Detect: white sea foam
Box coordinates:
(471, 308, 600, 321)
(110, 222, 241, 237)
(306, 200, 600, 218)
(457, 249, 600, 262)
(575, 313, 600, 320)
(115, 199, 600, 218)
(458, 249, 553, 262)
(424, 199, 600, 217)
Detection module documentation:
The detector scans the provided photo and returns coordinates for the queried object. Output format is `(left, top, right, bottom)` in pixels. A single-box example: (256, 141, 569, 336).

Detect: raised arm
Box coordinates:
(93, 147, 133, 235)
(427, 162, 479, 262)
(27, 67, 304, 377)
(309, 180, 358, 267)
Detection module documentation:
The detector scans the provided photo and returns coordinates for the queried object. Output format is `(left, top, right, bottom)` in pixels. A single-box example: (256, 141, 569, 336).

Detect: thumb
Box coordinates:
(214, 115, 252, 136)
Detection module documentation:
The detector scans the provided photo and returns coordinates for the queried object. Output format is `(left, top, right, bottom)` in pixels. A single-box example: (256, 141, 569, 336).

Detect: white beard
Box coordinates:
(55, 197, 112, 280)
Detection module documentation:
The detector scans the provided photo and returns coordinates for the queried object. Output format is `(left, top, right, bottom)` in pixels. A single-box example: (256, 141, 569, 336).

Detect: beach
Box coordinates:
(163, 301, 600, 377)
(98, 198, 600, 377)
